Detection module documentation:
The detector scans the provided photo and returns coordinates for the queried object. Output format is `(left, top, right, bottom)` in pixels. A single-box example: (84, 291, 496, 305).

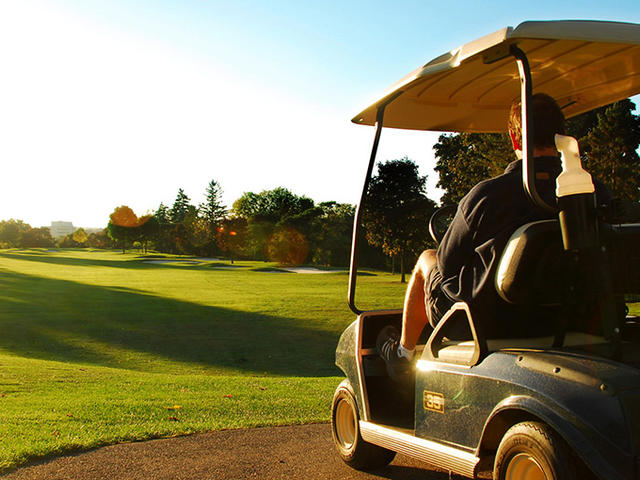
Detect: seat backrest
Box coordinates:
(495, 220, 565, 306)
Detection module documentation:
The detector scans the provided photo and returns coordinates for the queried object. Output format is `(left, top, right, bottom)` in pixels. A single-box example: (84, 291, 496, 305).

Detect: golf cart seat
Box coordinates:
(495, 219, 565, 306)
(494, 218, 640, 343)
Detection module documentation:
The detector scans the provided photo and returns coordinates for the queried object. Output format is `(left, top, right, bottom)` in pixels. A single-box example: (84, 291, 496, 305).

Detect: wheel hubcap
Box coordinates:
(335, 398, 356, 449)
(505, 453, 547, 480)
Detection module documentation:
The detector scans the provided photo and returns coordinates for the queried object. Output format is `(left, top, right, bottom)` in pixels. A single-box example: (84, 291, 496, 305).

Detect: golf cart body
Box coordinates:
(332, 20, 640, 480)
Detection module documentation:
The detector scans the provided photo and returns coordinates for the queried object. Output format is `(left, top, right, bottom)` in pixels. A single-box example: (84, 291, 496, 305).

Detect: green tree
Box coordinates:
(267, 227, 309, 265)
(165, 205, 200, 255)
(170, 188, 192, 224)
(199, 180, 227, 256)
(231, 188, 315, 260)
(434, 100, 640, 205)
(271, 202, 324, 265)
(153, 203, 174, 253)
(232, 187, 314, 223)
(107, 222, 129, 253)
(86, 229, 114, 249)
(231, 192, 261, 219)
(0, 219, 31, 247)
(155, 203, 170, 224)
(21, 226, 55, 248)
(182, 206, 208, 255)
(579, 99, 640, 202)
(57, 233, 79, 248)
(309, 202, 354, 267)
(72, 228, 88, 245)
(244, 220, 274, 260)
(434, 133, 512, 204)
(200, 180, 227, 230)
(138, 215, 159, 253)
(363, 157, 438, 282)
(167, 190, 206, 254)
(216, 217, 247, 263)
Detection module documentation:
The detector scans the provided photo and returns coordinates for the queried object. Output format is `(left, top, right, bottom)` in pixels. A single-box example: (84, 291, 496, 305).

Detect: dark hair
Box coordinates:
(508, 93, 565, 149)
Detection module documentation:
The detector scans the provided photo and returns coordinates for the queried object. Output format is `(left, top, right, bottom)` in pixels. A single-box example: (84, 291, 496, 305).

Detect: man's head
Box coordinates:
(508, 93, 565, 153)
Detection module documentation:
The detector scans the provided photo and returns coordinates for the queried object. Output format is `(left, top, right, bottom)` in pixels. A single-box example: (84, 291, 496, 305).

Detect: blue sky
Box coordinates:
(1, 0, 639, 227)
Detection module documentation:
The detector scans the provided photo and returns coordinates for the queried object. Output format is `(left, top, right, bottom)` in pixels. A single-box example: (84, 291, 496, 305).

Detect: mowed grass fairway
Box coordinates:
(0, 249, 406, 471)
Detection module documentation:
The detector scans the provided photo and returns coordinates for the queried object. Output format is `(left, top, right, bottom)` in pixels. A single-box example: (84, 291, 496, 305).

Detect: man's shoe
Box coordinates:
(376, 325, 412, 382)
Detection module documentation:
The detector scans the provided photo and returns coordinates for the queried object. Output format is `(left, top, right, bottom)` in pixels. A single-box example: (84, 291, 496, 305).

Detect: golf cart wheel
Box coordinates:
(493, 421, 576, 480)
(331, 380, 396, 470)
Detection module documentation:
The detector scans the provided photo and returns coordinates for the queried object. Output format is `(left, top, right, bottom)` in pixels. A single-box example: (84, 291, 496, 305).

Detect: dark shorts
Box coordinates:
(425, 265, 454, 328)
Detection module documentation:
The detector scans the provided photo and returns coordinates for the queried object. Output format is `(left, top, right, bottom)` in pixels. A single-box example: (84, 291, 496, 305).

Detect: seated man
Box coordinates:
(378, 93, 611, 378)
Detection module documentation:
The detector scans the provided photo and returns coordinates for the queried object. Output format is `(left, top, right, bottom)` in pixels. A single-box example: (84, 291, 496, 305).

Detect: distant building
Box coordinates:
(50, 221, 75, 238)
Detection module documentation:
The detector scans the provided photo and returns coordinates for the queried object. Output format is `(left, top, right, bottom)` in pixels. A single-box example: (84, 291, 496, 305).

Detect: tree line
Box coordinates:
(2, 99, 639, 276)
(100, 169, 439, 278)
(0, 219, 110, 250)
(104, 181, 362, 267)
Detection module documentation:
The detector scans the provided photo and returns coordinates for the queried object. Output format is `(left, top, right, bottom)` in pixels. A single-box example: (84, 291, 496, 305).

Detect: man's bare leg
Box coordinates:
(400, 249, 437, 351)
(376, 249, 438, 380)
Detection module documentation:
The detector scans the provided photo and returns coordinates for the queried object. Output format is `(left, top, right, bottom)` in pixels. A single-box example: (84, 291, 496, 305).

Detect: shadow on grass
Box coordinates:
(0, 269, 340, 377)
(0, 252, 236, 272)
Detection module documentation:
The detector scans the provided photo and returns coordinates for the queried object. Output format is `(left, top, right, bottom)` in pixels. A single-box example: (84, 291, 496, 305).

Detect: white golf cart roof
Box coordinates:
(352, 20, 640, 132)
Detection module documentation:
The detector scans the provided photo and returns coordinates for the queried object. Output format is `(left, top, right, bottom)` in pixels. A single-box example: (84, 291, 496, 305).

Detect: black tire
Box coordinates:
(494, 421, 577, 480)
(331, 379, 396, 470)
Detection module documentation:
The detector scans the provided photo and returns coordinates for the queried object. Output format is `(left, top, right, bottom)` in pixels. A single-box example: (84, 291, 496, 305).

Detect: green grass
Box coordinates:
(0, 249, 407, 471)
(0, 354, 336, 470)
(3, 249, 637, 471)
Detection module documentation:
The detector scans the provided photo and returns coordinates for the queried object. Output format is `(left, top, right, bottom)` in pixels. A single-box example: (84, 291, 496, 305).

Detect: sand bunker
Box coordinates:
(280, 267, 342, 274)
(142, 260, 200, 265)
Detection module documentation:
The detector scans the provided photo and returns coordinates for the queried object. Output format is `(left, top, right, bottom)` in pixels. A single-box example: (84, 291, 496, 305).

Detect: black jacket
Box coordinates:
(437, 156, 611, 337)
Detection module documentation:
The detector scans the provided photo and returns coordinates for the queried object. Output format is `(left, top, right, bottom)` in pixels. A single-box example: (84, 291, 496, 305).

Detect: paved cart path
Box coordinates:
(2, 424, 470, 480)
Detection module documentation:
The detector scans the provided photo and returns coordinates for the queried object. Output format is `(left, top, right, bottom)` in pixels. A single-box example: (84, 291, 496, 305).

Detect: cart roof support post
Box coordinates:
(348, 94, 401, 314)
(511, 45, 557, 214)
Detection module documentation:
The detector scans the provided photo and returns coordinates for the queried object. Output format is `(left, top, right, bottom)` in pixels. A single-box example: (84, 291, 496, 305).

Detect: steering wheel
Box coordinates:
(428, 204, 457, 245)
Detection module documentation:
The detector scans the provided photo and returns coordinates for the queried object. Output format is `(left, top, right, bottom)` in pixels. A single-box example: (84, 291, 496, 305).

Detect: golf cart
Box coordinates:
(331, 20, 640, 480)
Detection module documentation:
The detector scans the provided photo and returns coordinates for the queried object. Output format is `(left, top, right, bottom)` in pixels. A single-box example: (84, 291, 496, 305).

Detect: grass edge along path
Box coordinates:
(0, 354, 341, 473)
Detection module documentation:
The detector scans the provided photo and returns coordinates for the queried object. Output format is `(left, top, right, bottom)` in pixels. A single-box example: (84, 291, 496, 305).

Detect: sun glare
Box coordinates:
(0, 1, 443, 229)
